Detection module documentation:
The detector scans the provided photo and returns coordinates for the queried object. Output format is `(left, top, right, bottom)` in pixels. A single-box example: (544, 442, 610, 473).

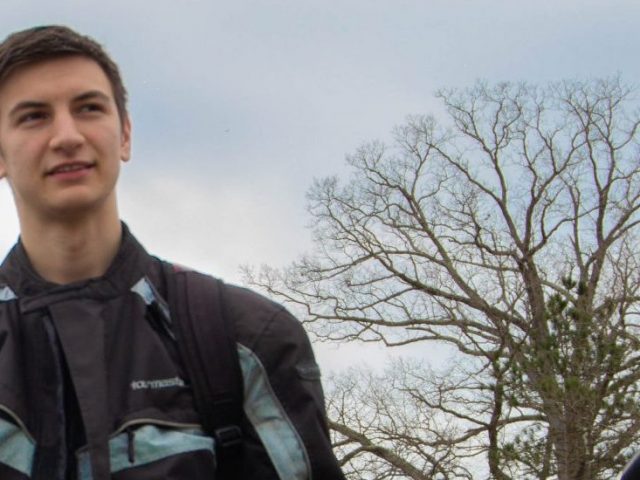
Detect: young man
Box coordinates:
(0, 26, 344, 479)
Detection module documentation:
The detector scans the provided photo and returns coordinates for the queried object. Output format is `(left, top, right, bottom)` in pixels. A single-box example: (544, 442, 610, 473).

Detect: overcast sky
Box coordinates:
(0, 0, 638, 372)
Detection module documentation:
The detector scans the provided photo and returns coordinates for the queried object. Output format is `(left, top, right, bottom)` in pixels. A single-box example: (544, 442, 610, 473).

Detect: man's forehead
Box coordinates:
(0, 56, 114, 106)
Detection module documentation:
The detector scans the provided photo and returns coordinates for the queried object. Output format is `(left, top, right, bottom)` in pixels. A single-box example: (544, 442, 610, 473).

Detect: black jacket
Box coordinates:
(0, 225, 344, 479)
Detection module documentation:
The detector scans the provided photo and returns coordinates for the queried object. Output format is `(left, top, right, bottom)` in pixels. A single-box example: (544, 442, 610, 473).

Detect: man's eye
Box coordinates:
(17, 112, 46, 124)
(78, 103, 104, 113)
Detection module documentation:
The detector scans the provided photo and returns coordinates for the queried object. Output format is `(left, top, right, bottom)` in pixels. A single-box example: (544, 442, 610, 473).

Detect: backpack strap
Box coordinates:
(162, 262, 244, 472)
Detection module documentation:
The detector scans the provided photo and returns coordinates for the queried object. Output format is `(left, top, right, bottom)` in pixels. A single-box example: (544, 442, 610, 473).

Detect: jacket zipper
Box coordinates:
(127, 427, 135, 464)
(75, 419, 202, 457)
(76, 418, 202, 464)
(114, 418, 201, 437)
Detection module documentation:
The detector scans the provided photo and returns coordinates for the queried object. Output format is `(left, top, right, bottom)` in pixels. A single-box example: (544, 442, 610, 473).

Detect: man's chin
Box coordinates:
(32, 195, 115, 223)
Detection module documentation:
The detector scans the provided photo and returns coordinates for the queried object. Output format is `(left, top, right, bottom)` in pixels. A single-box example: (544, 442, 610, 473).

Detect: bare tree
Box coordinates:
(327, 360, 476, 480)
(245, 78, 640, 480)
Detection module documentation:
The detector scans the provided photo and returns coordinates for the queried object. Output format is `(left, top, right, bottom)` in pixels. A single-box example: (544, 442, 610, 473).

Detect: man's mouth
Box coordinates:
(48, 162, 94, 175)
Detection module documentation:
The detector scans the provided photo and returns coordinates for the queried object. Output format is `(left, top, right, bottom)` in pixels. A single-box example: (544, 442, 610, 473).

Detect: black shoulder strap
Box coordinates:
(162, 263, 244, 470)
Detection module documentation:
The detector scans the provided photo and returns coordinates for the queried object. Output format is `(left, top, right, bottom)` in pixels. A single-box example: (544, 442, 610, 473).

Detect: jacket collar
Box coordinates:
(0, 222, 154, 300)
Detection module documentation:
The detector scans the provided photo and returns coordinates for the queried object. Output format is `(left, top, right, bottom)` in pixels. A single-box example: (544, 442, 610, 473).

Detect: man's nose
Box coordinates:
(49, 112, 84, 154)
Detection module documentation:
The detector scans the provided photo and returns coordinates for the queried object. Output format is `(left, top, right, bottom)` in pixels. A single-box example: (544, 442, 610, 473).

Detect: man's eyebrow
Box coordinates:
(72, 90, 111, 103)
(8, 100, 47, 117)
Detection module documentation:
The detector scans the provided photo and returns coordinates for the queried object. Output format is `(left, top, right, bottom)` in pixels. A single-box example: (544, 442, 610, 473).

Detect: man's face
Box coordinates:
(0, 55, 131, 222)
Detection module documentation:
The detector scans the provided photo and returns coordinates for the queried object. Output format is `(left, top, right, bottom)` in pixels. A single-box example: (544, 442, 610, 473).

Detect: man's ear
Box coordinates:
(120, 115, 132, 162)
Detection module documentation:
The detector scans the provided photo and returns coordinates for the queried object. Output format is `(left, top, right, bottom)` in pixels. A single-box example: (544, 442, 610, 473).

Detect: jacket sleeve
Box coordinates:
(226, 285, 345, 480)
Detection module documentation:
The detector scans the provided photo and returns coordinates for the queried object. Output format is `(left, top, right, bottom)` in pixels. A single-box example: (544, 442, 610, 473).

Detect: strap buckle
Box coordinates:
(215, 425, 243, 449)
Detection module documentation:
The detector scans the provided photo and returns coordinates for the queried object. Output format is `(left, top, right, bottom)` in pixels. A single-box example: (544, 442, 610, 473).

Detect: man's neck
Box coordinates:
(18, 213, 123, 285)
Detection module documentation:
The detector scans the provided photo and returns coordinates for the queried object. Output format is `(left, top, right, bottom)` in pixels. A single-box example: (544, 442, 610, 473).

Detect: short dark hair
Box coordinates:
(0, 25, 128, 122)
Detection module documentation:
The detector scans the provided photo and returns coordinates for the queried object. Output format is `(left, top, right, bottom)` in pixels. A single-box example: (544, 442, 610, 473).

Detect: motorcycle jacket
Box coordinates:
(0, 224, 344, 479)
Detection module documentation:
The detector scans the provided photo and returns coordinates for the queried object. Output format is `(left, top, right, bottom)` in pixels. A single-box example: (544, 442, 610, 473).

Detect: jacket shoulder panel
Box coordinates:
(223, 284, 345, 479)
(238, 343, 310, 479)
(222, 284, 309, 354)
(0, 287, 17, 302)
